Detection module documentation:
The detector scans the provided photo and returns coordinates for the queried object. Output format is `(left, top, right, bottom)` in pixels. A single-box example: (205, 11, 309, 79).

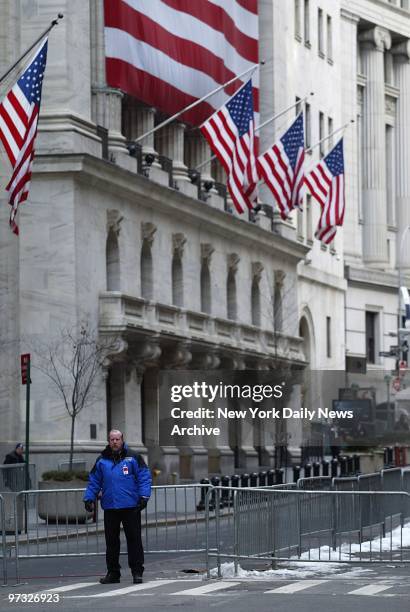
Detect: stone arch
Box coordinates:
(106, 228, 120, 291)
(140, 241, 153, 299)
(299, 305, 316, 367)
(227, 270, 237, 320)
(200, 262, 211, 313)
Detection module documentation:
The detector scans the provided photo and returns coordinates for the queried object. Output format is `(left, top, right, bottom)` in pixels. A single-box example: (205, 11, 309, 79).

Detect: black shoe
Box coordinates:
(99, 572, 121, 584)
(132, 573, 143, 584)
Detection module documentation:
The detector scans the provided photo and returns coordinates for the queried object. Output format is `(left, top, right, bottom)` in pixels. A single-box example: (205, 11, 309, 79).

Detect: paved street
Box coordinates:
(1, 553, 410, 612)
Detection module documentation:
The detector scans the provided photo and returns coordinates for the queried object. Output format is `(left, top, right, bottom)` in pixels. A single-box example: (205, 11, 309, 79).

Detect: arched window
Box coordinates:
(251, 277, 261, 326)
(227, 270, 237, 320)
(172, 254, 183, 307)
(140, 241, 153, 300)
(106, 229, 120, 291)
(200, 262, 211, 314)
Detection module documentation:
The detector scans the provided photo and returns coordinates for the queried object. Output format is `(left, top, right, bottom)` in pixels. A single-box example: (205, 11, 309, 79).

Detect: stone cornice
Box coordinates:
(34, 153, 310, 263)
(340, 8, 360, 24)
(345, 264, 401, 290)
(343, 0, 410, 21)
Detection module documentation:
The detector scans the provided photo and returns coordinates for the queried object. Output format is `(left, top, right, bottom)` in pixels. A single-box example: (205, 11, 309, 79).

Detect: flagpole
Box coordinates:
(0, 13, 63, 86)
(305, 119, 354, 154)
(257, 92, 314, 133)
(134, 62, 262, 144)
(195, 92, 315, 172)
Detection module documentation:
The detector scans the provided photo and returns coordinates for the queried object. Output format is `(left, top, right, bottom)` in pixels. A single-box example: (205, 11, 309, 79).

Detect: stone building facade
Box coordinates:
(0, 0, 408, 480)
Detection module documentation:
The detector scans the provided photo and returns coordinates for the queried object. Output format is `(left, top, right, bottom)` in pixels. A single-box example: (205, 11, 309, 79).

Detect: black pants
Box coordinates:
(103, 507, 144, 575)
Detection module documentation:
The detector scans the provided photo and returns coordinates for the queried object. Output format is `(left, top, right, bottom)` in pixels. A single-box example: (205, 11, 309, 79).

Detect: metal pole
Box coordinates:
(0, 14, 63, 86)
(0, 496, 6, 586)
(205, 486, 211, 579)
(304, 119, 354, 155)
(24, 359, 30, 491)
(134, 62, 261, 144)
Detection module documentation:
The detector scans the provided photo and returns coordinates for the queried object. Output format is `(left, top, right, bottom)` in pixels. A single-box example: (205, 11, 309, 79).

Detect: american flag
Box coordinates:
(257, 114, 305, 220)
(304, 138, 345, 244)
(0, 38, 48, 235)
(103, 0, 259, 126)
(200, 79, 258, 213)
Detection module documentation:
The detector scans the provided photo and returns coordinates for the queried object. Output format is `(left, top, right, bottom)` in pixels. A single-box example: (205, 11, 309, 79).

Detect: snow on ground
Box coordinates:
(209, 522, 410, 580)
(209, 562, 374, 580)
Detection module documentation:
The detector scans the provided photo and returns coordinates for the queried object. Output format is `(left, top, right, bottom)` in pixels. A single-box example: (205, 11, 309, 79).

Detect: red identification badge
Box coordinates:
(123, 465, 129, 475)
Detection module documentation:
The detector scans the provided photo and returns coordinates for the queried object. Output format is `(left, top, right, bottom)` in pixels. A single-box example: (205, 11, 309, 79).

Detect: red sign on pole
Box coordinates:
(393, 377, 401, 392)
(21, 353, 30, 385)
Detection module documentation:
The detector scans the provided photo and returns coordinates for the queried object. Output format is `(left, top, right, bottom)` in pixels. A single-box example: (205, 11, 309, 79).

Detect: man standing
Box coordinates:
(3, 443, 25, 490)
(83, 429, 151, 584)
(4, 443, 25, 465)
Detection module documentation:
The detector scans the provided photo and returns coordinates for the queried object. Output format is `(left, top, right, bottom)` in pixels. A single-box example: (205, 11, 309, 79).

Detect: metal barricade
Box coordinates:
(206, 487, 410, 577)
(297, 477, 332, 490)
(10, 484, 216, 583)
(0, 495, 6, 586)
(382, 468, 403, 491)
(0, 464, 36, 493)
(403, 470, 410, 495)
(142, 484, 221, 554)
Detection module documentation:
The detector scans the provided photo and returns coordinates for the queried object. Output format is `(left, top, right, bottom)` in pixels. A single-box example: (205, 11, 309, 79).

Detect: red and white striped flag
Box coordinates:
(304, 138, 345, 244)
(200, 80, 258, 213)
(0, 38, 48, 235)
(257, 114, 305, 220)
(103, 0, 259, 126)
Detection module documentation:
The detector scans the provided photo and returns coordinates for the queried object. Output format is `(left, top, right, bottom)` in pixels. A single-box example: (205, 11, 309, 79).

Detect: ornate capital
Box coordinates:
(274, 269, 286, 287)
(359, 26, 391, 52)
(252, 261, 264, 281)
(172, 233, 187, 257)
(102, 338, 129, 367)
(134, 340, 162, 365)
(141, 221, 157, 245)
(107, 209, 123, 236)
(227, 253, 240, 273)
(194, 351, 221, 370)
(392, 40, 410, 62)
(201, 243, 214, 264)
(163, 342, 192, 369)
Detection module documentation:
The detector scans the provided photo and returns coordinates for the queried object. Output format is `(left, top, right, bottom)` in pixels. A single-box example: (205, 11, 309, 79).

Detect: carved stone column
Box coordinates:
(135, 107, 158, 158)
(393, 41, 410, 273)
(219, 355, 259, 472)
(157, 123, 189, 181)
(341, 9, 361, 259)
(184, 130, 214, 183)
(359, 26, 391, 266)
(90, 0, 131, 165)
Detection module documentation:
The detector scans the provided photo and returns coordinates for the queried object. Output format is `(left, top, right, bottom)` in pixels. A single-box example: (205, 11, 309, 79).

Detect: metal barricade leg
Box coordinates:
(205, 486, 212, 579)
(1, 495, 7, 586)
(215, 489, 221, 578)
(14, 494, 20, 585)
(233, 490, 239, 577)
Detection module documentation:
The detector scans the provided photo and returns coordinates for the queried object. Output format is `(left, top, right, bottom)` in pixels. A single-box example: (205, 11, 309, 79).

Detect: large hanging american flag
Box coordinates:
(200, 79, 258, 214)
(304, 138, 345, 244)
(103, 0, 259, 126)
(257, 114, 305, 220)
(0, 38, 48, 235)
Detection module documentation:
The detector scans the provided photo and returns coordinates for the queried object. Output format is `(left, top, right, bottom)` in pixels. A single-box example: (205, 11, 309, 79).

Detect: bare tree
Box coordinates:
(32, 323, 119, 470)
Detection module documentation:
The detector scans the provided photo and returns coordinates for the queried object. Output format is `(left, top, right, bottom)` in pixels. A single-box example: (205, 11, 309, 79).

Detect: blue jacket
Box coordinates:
(84, 444, 152, 510)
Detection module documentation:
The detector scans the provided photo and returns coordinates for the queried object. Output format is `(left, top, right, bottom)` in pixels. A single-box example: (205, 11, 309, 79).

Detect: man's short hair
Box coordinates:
(108, 429, 123, 441)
